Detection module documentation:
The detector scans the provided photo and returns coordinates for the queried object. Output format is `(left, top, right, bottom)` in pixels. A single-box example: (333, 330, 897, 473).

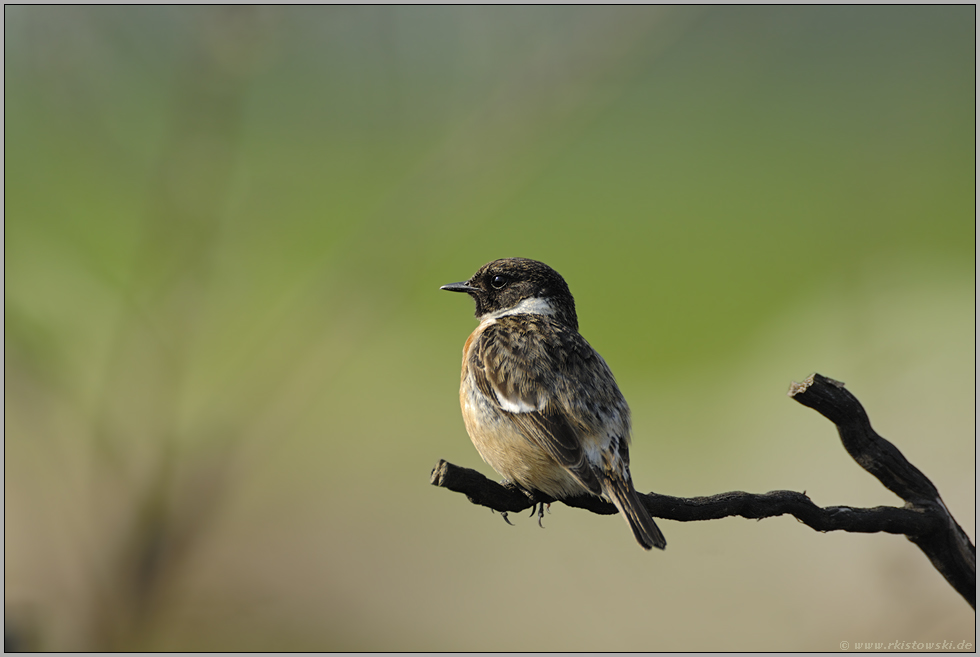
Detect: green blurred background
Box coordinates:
(4, 6, 975, 651)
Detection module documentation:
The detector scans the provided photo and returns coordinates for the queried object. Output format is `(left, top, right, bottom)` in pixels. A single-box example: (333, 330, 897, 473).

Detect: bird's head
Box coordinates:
(441, 257, 578, 330)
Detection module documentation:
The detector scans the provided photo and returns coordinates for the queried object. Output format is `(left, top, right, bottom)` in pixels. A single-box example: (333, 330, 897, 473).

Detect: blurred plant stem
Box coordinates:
(82, 7, 271, 650)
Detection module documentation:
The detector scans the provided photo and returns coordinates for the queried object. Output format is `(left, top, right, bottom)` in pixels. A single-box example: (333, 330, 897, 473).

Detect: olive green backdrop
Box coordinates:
(5, 6, 975, 651)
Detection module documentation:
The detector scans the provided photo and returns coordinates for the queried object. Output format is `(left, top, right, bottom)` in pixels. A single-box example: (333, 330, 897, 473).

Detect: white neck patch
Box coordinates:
(480, 296, 555, 322)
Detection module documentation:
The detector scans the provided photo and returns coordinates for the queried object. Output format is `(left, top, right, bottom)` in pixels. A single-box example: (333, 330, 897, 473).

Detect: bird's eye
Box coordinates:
(491, 274, 508, 289)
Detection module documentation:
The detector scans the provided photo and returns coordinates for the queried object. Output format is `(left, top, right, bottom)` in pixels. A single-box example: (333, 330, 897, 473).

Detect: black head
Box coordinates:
(441, 257, 578, 329)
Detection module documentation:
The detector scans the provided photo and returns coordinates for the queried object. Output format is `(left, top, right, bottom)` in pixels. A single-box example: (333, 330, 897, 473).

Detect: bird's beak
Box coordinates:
(440, 281, 479, 294)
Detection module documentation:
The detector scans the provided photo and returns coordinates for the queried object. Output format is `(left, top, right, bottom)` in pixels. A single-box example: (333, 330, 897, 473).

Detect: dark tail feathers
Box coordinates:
(605, 477, 666, 550)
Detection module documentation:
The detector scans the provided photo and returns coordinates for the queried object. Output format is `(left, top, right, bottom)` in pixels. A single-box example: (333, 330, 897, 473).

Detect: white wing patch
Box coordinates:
(493, 383, 545, 414)
(475, 295, 557, 415)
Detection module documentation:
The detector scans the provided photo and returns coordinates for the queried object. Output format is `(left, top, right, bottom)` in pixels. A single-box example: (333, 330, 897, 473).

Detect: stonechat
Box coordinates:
(441, 257, 666, 550)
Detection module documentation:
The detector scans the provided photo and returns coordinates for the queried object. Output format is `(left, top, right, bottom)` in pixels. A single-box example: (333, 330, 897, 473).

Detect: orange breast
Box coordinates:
(456, 327, 587, 499)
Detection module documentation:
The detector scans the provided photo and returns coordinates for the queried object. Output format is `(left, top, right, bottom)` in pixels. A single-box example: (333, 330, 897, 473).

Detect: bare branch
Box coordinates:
(431, 373, 975, 609)
(431, 459, 938, 534)
(789, 373, 975, 608)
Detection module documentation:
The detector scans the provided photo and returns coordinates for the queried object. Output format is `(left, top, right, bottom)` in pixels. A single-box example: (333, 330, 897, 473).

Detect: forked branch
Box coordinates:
(430, 373, 975, 608)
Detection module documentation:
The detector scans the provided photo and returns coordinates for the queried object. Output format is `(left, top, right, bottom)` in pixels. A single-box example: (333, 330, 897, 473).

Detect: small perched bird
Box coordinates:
(441, 258, 666, 550)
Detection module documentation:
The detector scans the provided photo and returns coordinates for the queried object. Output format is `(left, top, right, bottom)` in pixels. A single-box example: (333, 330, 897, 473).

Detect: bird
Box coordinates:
(441, 257, 666, 550)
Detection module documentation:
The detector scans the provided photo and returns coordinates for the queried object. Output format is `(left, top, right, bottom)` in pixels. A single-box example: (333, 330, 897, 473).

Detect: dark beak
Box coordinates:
(440, 281, 479, 294)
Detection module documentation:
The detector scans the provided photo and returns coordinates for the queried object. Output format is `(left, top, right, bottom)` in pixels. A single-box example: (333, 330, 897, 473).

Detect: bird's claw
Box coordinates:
(533, 502, 551, 528)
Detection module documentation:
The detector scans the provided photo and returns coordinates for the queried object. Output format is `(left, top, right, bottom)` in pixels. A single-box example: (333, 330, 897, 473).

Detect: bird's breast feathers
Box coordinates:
(458, 313, 632, 497)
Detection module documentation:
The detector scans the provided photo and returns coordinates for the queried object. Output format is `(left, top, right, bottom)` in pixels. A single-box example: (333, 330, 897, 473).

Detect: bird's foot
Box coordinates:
(529, 502, 551, 528)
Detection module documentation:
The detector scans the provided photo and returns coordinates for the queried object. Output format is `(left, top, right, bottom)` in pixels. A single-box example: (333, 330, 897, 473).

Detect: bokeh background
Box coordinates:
(4, 5, 975, 651)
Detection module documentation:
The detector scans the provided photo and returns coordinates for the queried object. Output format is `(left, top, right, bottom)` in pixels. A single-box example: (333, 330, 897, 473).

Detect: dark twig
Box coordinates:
(789, 373, 975, 609)
(430, 460, 937, 535)
(431, 373, 975, 609)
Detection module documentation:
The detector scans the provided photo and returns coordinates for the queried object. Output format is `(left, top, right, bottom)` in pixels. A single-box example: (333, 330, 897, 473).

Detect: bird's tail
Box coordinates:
(605, 476, 666, 550)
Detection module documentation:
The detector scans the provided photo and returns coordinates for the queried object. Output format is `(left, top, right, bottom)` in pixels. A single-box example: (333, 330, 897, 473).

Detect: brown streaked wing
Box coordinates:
(471, 318, 602, 495)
